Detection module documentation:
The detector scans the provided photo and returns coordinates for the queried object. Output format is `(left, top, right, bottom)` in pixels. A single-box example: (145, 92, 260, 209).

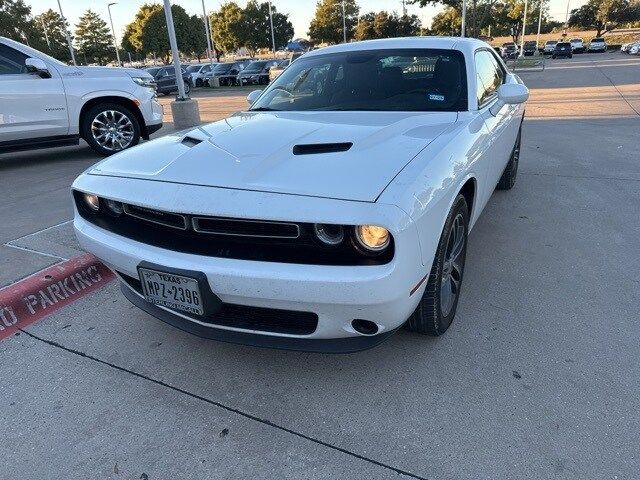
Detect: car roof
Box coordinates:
(303, 36, 486, 58)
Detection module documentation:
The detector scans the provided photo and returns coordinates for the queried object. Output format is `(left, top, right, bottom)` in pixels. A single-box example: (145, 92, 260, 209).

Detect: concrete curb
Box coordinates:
(0, 254, 114, 340)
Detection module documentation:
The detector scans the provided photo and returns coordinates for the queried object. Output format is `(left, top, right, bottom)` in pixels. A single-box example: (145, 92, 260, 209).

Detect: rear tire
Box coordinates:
(496, 127, 521, 190)
(405, 195, 469, 336)
(82, 102, 141, 156)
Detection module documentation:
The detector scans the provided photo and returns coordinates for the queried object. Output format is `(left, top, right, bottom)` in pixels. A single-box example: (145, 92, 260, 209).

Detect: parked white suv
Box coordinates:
(0, 37, 163, 156)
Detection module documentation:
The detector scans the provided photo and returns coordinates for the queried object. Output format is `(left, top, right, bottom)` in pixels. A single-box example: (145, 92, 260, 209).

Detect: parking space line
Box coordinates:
(0, 253, 114, 341)
(3, 243, 69, 261)
(7, 219, 73, 243)
(18, 327, 430, 480)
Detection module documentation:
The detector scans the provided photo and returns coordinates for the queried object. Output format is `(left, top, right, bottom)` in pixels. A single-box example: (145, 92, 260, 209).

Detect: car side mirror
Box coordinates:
(490, 83, 529, 115)
(247, 89, 262, 106)
(25, 57, 50, 78)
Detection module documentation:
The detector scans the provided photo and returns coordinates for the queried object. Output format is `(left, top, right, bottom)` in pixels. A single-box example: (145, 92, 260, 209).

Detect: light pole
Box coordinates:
(268, 1, 276, 56)
(107, 2, 121, 66)
(56, 0, 76, 65)
(519, 0, 529, 57)
(201, 0, 214, 66)
(342, 0, 347, 43)
(461, 0, 466, 37)
(41, 16, 51, 48)
(536, 0, 544, 50)
(163, 0, 187, 99)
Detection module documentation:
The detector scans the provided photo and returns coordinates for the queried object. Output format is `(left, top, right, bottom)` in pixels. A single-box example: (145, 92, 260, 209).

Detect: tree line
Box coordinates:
(2, 0, 639, 66)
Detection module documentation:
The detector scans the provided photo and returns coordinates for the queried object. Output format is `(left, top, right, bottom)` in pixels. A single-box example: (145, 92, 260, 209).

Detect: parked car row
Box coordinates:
(542, 37, 607, 58)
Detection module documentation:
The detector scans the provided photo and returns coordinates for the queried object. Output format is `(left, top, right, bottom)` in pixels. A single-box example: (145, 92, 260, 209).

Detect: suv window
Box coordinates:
(475, 50, 504, 107)
(0, 44, 28, 75)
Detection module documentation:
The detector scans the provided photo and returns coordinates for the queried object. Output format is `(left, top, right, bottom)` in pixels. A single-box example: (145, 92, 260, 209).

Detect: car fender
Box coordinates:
(378, 119, 483, 268)
(70, 89, 142, 132)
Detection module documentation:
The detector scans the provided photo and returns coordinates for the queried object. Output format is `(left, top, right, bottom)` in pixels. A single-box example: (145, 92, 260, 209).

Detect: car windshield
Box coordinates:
(214, 63, 233, 73)
(557, 43, 571, 47)
(146, 67, 161, 76)
(250, 48, 467, 113)
(570, 38, 582, 42)
(592, 38, 604, 42)
(243, 61, 268, 73)
(186, 65, 202, 73)
(546, 41, 557, 45)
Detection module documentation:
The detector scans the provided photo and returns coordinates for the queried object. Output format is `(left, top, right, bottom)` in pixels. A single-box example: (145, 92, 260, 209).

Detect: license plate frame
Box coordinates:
(137, 262, 222, 317)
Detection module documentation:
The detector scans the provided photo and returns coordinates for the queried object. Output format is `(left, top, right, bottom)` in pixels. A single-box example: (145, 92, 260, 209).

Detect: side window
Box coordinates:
(0, 44, 28, 75)
(475, 50, 502, 107)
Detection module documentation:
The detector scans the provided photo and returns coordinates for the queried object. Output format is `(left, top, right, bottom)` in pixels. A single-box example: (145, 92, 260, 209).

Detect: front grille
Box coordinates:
(73, 191, 394, 266)
(192, 217, 300, 239)
(119, 272, 318, 335)
(123, 204, 187, 230)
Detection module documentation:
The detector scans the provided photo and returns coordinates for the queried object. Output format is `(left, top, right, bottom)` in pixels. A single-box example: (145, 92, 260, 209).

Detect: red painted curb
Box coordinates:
(0, 253, 114, 340)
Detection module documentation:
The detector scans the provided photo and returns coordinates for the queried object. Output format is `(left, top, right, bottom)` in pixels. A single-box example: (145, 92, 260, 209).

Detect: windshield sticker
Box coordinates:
(429, 94, 445, 102)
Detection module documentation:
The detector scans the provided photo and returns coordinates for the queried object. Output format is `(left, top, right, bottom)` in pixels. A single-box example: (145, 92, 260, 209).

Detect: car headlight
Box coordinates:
(132, 76, 156, 89)
(354, 225, 391, 253)
(83, 193, 100, 212)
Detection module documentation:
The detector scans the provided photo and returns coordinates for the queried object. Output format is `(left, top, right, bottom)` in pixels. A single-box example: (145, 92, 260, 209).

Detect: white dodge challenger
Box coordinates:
(72, 37, 528, 352)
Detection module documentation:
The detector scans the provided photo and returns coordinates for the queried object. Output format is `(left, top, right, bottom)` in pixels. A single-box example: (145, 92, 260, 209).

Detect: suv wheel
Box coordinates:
(82, 103, 141, 156)
(405, 194, 469, 336)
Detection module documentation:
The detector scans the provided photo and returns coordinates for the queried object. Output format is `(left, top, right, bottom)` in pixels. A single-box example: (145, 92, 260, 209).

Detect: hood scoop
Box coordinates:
(292, 142, 353, 155)
(181, 136, 203, 148)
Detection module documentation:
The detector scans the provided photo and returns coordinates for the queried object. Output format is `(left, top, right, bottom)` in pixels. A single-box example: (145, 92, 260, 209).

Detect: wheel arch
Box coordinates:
(79, 96, 148, 140)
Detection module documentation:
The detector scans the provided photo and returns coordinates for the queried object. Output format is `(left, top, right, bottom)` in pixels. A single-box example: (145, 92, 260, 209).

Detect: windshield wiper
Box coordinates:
(250, 107, 280, 112)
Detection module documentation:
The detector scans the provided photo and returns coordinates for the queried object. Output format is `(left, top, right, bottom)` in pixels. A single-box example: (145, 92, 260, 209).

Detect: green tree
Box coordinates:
(121, 3, 162, 56)
(32, 9, 72, 61)
(242, 0, 294, 56)
(569, 0, 637, 35)
(210, 2, 244, 55)
(429, 7, 462, 35)
(354, 11, 421, 40)
(0, 0, 32, 39)
(74, 9, 113, 65)
(140, 4, 197, 63)
(308, 0, 359, 44)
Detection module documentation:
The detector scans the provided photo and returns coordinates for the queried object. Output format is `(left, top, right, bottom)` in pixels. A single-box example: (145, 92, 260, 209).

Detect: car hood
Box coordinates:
(88, 111, 457, 202)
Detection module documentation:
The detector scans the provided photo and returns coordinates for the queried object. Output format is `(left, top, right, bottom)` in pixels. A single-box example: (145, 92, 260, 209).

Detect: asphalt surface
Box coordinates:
(1, 53, 639, 479)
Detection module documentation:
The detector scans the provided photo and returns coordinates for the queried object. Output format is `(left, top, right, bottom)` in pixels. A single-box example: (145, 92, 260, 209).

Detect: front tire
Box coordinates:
(195, 78, 203, 87)
(82, 103, 141, 156)
(405, 194, 469, 336)
(496, 127, 521, 190)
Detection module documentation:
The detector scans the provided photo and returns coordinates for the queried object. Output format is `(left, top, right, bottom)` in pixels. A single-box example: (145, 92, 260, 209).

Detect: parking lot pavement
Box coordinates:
(1, 52, 639, 479)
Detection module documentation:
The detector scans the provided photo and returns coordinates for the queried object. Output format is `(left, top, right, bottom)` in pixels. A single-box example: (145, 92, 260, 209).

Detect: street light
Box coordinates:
(163, 0, 187, 100)
(536, 0, 544, 49)
(268, 1, 276, 56)
(107, 2, 122, 67)
(341, 0, 347, 43)
(201, 0, 214, 67)
(56, 0, 76, 65)
(519, 0, 529, 57)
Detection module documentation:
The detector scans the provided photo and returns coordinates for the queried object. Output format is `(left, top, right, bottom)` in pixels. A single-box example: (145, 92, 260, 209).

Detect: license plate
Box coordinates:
(139, 268, 204, 315)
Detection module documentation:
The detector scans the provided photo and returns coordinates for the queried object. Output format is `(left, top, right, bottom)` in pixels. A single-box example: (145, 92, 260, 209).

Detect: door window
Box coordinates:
(475, 50, 503, 107)
(0, 44, 28, 75)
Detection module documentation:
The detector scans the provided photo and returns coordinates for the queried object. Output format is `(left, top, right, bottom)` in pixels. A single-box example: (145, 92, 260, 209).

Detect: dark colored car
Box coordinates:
(237, 60, 280, 86)
(500, 42, 519, 59)
(523, 41, 537, 56)
(205, 60, 252, 86)
(145, 66, 192, 95)
(552, 42, 573, 59)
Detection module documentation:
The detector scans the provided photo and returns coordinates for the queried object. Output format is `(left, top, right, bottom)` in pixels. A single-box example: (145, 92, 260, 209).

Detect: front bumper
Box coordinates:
(72, 176, 429, 352)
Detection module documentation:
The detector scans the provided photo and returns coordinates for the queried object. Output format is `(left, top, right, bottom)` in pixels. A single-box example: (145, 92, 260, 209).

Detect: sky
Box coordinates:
(29, 0, 586, 40)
